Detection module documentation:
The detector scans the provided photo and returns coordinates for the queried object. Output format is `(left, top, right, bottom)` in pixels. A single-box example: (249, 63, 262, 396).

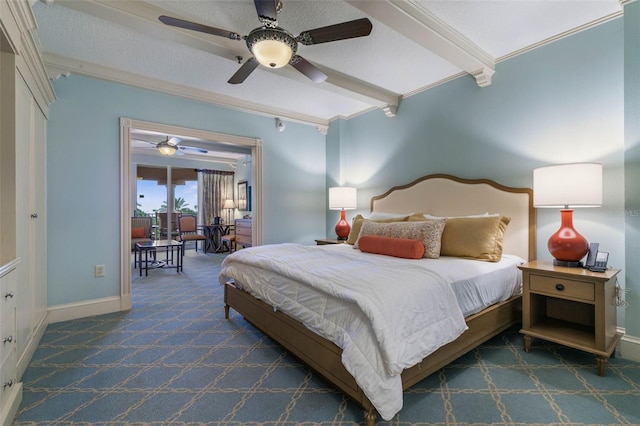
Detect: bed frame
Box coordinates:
(224, 174, 535, 425)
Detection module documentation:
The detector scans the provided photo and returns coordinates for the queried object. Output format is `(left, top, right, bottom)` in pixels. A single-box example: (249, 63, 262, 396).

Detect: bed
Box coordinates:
(220, 174, 535, 425)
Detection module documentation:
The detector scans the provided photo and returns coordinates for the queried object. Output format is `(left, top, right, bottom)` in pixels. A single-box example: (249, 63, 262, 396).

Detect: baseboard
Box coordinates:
(47, 296, 123, 324)
(620, 332, 640, 362)
(1, 382, 22, 426)
(16, 315, 48, 380)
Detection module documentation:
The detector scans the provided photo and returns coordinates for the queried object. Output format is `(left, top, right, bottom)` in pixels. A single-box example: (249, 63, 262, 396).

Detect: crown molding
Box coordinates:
(43, 52, 330, 135)
(347, 0, 495, 88)
(497, 10, 623, 63)
(1, 0, 56, 113)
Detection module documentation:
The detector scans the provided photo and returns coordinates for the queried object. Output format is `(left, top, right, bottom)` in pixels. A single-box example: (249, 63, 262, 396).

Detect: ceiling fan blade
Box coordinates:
(296, 18, 372, 45)
(179, 146, 209, 154)
(254, 0, 278, 26)
(158, 15, 243, 40)
(228, 58, 259, 84)
(290, 56, 327, 83)
(167, 136, 181, 146)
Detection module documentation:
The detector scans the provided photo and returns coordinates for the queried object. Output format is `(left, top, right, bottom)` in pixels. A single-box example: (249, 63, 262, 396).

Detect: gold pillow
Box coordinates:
(440, 216, 511, 262)
(346, 214, 417, 245)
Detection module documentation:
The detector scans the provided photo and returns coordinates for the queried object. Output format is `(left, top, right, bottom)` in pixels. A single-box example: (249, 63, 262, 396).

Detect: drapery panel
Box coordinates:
(200, 170, 234, 225)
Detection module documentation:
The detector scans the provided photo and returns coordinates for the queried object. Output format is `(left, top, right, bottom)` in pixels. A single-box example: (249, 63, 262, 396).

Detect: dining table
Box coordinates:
(201, 224, 234, 253)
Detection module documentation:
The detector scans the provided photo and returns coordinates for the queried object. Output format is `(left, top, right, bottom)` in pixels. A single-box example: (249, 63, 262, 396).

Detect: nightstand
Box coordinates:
(519, 260, 622, 376)
(315, 239, 347, 245)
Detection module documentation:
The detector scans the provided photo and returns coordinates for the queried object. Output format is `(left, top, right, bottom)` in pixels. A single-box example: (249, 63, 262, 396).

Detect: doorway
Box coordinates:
(119, 117, 263, 310)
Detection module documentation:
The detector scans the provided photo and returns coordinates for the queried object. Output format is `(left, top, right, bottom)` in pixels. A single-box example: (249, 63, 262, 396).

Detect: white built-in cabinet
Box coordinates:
(0, 1, 54, 424)
(14, 73, 49, 379)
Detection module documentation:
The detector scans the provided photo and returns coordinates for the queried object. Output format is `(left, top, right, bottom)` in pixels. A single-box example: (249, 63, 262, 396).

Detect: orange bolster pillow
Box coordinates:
(131, 227, 146, 238)
(358, 235, 425, 259)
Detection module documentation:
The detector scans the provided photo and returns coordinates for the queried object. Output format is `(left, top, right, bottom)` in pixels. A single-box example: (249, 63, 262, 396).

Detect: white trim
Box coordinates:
(44, 53, 329, 135)
(620, 333, 640, 362)
(497, 11, 623, 63)
(346, 0, 495, 87)
(46, 296, 122, 324)
(120, 118, 263, 310)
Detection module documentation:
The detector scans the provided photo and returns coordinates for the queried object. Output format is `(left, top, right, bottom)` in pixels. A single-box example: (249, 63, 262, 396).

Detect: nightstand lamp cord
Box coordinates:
(614, 278, 629, 308)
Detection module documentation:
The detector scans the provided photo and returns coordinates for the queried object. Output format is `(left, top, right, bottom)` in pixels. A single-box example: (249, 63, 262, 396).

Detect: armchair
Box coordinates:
(131, 216, 153, 251)
(177, 214, 207, 252)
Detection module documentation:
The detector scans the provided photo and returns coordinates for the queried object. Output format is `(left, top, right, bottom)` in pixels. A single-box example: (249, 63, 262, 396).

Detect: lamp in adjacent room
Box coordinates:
(223, 199, 235, 225)
(533, 163, 602, 267)
(329, 187, 357, 240)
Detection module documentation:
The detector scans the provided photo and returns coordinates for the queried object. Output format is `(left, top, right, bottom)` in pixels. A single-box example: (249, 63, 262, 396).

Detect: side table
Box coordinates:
(519, 260, 622, 376)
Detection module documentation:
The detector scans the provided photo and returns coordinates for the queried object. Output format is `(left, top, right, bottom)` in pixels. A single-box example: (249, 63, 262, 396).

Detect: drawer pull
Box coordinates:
(3, 336, 13, 344)
(4, 292, 13, 299)
(3, 380, 12, 388)
(555, 283, 565, 291)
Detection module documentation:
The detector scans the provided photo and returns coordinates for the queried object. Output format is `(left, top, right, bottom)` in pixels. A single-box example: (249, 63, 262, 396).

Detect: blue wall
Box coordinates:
(47, 76, 325, 306)
(327, 18, 629, 328)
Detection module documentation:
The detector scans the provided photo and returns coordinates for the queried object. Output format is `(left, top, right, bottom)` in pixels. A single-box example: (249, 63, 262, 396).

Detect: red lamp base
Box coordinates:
(548, 209, 589, 267)
(334, 209, 351, 240)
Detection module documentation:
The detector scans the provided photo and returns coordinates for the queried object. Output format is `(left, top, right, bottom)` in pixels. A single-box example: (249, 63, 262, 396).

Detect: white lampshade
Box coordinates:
(329, 187, 357, 210)
(223, 199, 235, 209)
(533, 163, 602, 208)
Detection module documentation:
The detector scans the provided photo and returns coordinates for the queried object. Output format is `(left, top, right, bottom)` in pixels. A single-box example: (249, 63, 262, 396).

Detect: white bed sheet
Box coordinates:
(219, 244, 522, 420)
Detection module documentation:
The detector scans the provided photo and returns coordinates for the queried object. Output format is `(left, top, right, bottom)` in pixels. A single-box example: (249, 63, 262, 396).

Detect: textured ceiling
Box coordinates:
(33, 0, 622, 129)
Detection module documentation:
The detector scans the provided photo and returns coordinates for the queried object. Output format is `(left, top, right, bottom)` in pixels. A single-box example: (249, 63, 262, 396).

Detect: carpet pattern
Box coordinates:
(13, 250, 640, 425)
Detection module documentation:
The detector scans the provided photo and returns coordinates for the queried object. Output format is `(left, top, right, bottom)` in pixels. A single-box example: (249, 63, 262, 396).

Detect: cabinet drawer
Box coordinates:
(0, 269, 17, 317)
(0, 350, 17, 408)
(236, 227, 251, 237)
(0, 310, 15, 365)
(530, 274, 594, 302)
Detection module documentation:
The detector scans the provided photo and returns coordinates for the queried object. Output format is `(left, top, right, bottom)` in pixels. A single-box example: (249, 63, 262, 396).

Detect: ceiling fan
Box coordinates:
(158, 0, 373, 84)
(135, 137, 209, 156)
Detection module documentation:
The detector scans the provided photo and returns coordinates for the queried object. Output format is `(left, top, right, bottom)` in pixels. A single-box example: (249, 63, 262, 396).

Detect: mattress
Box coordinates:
(219, 243, 524, 419)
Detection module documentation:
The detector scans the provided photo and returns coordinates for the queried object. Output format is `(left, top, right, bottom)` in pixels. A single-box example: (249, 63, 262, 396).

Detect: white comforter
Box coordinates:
(219, 243, 468, 420)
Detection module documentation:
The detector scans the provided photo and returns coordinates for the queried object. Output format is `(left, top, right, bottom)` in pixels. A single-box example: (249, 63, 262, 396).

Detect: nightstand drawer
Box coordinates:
(530, 274, 594, 302)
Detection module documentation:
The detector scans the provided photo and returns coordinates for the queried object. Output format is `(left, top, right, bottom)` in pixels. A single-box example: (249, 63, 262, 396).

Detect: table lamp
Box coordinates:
(223, 199, 235, 225)
(533, 163, 602, 267)
(329, 187, 357, 240)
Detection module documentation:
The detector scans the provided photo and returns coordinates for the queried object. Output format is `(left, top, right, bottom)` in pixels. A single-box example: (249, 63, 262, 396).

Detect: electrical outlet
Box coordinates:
(95, 265, 105, 277)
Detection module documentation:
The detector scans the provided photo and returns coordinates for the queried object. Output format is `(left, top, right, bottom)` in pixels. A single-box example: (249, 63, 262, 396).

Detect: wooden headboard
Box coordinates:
(370, 174, 536, 261)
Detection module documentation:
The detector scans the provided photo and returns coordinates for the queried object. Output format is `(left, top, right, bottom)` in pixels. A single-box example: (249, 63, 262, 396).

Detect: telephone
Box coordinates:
(584, 242, 609, 272)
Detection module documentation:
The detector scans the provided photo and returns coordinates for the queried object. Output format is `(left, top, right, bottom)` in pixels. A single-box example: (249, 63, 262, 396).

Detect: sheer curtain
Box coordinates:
(200, 170, 235, 225)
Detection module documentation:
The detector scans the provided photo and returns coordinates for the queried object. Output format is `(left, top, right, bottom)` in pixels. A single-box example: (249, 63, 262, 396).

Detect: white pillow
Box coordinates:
(369, 211, 415, 220)
(423, 212, 498, 219)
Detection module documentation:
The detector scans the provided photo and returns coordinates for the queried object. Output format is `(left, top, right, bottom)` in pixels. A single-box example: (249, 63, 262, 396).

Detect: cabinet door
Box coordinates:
(14, 74, 47, 373)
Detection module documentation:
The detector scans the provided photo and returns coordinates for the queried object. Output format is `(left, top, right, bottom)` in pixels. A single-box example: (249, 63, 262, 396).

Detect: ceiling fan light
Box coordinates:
(252, 39, 292, 68)
(246, 27, 297, 69)
(157, 141, 177, 156)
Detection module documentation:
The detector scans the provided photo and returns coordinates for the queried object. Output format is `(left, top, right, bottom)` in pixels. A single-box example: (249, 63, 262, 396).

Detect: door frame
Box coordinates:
(119, 117, 263, 310)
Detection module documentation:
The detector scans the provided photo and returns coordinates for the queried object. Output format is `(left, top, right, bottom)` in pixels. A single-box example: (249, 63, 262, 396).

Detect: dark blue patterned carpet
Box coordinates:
(13, 249, 640, 425)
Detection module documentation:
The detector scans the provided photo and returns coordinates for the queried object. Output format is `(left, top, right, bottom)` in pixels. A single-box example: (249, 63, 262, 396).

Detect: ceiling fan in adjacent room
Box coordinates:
(158, 0, 373, 84)
(134, 136, 209, 156)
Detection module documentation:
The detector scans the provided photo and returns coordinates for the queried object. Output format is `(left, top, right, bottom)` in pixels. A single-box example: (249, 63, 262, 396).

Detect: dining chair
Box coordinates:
(177, 214, 207, 252)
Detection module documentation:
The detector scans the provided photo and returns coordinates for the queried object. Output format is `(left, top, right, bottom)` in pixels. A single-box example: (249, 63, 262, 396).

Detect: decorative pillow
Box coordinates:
(346, 214, 414, 245)
(358, 235, 425, 259)
(355, 219, 447, 259)
(131, 227, 146, 238)
(440, 216, 511, 262)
